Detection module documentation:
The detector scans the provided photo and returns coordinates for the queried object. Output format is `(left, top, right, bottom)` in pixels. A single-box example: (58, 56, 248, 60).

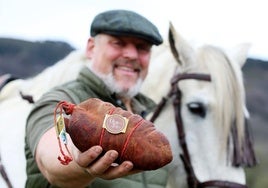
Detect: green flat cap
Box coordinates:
(90, 10, 163, 45)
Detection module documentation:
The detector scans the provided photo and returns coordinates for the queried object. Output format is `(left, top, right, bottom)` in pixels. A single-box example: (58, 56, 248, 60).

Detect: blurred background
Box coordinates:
(1, 0, 267, 187)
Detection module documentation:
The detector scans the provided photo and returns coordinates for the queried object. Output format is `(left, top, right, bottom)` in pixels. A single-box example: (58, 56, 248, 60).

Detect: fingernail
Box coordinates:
(93, 146, 102, 154)
(109, 151, 118, 158)
(124, 162, 133, 170)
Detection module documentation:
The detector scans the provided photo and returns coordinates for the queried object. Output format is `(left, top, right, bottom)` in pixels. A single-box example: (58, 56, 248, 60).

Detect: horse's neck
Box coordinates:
(141, 45, 177, 103)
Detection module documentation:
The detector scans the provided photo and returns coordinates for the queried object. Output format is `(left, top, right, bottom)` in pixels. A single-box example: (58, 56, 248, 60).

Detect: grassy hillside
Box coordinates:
(243, 59, 268, 187)
(0, 38, 74, 78)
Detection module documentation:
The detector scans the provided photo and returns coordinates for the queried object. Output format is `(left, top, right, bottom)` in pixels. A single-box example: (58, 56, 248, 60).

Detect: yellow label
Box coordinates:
(56, 115, 65, 136)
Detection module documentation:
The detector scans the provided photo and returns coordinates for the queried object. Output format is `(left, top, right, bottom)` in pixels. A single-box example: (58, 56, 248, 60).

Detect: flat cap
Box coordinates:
(90, 10, 163, 45)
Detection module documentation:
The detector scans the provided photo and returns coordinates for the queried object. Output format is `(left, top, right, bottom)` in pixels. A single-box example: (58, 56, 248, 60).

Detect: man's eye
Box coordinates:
(112, 40, 123, 47)
(137, 45, 151, 52)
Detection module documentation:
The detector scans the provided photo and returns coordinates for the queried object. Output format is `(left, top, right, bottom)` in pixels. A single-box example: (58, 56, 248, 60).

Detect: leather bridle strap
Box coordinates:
(150, 72, 248, 188)
(200, 180, 249, 188)
(172, 73, 211, 188)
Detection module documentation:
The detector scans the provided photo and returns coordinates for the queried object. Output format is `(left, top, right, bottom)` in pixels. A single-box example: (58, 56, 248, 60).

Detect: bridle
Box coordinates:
(150, 72, 248, 188)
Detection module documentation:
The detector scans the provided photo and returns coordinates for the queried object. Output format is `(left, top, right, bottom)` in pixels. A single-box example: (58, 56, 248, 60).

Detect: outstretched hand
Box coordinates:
(73, 145, 140, 180)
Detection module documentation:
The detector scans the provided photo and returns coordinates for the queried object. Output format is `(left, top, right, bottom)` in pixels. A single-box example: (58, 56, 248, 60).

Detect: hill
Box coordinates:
(0, 38, 74, 78)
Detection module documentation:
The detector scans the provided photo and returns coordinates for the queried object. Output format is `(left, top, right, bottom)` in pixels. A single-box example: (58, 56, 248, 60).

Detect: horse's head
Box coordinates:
(142, 23, 257, 187)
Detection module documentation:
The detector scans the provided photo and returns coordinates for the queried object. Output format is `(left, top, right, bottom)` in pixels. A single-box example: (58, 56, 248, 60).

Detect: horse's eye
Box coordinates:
(187, 102, 206, 118)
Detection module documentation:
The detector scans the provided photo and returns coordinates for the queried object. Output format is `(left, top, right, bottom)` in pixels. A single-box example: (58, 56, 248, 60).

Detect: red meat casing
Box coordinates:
(60, 98, 173, 170)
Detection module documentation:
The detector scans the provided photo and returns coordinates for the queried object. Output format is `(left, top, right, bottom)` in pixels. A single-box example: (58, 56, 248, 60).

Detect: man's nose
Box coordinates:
(123, 44, 138, 59)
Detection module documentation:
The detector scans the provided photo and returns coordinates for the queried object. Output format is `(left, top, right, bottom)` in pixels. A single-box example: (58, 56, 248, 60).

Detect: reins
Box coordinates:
(150, 72, 248, 188)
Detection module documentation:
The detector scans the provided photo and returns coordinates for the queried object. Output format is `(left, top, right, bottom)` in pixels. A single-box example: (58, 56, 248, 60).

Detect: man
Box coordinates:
(25, 9, 168, 188)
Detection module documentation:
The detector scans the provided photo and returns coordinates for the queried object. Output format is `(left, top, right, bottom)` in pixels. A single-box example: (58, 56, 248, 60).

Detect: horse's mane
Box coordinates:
(195, 45, 247, 162)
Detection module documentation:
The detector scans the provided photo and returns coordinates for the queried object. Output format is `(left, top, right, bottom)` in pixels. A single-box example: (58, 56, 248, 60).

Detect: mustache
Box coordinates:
(113, 59, 141, 71)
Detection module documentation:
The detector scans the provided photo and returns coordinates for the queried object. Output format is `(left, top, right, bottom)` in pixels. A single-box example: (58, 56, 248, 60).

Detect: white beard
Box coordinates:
(87, 65, 143, 98)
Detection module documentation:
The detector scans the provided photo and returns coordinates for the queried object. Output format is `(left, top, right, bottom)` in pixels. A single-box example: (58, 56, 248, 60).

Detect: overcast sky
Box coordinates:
(0, 0, 267, 60)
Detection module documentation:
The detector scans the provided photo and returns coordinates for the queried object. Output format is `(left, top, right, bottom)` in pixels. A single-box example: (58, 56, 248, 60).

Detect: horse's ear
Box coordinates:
(228, 43, 251, 68)
(168, 22, 195, 67)
(168, 22, 180, 64)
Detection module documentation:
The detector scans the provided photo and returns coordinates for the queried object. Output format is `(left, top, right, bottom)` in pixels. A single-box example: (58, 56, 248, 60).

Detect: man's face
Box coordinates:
(86, 34, 152, 97)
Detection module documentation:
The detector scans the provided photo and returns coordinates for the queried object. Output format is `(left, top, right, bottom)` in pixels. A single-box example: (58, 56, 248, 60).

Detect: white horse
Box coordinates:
(0, 24, 256, 188)
(141, 23, 256, 187)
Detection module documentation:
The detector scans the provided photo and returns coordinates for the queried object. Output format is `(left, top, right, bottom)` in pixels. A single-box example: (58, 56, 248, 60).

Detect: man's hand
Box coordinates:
(73, 146, 138, 180)
(36, 127, 140, 188)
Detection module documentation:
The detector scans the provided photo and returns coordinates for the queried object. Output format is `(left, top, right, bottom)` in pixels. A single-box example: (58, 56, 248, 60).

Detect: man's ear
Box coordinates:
(86, 37, 95, 58)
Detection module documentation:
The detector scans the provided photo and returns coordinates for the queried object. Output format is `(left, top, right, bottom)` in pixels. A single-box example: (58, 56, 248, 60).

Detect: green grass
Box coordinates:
(246, 144, 268, 187)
